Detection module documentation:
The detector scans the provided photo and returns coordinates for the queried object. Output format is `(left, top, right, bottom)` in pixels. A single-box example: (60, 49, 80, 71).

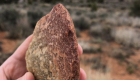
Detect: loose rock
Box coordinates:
(26, 3, 80, 80)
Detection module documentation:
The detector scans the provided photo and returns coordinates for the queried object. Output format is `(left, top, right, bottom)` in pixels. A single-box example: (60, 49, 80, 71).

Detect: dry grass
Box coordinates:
(87, 70, 112, 80)
(111, 27, 140, 48)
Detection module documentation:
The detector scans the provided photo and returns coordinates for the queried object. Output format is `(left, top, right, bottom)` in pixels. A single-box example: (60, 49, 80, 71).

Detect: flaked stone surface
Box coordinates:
(26, 3, 80, 80)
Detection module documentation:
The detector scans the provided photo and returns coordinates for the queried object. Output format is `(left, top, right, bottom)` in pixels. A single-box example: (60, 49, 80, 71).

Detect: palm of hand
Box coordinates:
(0, 35, 33, 80)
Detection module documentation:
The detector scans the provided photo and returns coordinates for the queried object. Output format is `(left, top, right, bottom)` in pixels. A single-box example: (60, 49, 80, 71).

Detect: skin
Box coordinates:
(0, 35, 86, 80)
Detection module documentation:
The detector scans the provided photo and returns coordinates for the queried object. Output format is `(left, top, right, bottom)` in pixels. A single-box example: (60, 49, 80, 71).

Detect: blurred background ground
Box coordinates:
(0, 0, 140, 80)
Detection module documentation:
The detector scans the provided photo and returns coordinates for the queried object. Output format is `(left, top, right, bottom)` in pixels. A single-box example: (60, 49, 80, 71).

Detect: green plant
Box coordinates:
(28, 0, 33, 4)
(97, 0, 104, 3)
(67, 9, 71, 14)
(90, 58, 106, 72)
(89, 25, 102, 37)
(0, 9, 20, 32)
(87, 0, 98, 11)
(130, 0, 140, 17)
(75, 28, 81, 37)
(41, 0, 63, 3)
(84, 48, 96, 53)
(99, 13, 108, 18)
(86, 13, 96, 19)
(126, 64, 137, 74)
(8, 22, 33, 39)
(27, 10, 44, 28)
(91, 2, 98, 11)
(97, 47, 102, 52)
(6, 25, 33, 39)
(75, 11, 82, 16)
(102, 26, 113, 41)
(73, 17, 90, 30)
(111, 48, 125, 61)
(0, 9, 20, 25)
(119, 0, 124, 2)
(7, 26, 22, 39)
(0, 0, 18, 4)
(83, 47, 102, 53)
(87, 0, 96, 3)
(90, 38, 103, 44)
(21, 27, 33, 38)
(0, 23, 6, 31)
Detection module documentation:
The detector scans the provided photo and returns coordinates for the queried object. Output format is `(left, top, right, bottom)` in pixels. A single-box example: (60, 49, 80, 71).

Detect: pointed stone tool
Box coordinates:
(26, 3, 80, 80)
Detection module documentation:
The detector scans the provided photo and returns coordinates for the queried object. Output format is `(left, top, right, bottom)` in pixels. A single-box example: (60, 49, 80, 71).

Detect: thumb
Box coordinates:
(17, 72, 35, 80)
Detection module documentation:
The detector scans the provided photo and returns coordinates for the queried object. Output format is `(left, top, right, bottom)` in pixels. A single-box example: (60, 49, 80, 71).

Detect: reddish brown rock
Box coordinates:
(25, 3, 80, 80)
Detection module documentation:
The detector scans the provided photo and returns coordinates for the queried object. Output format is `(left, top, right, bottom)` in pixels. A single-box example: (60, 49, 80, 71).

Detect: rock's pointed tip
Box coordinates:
(53, 3, 66, 10)
(50, 3, 68, 16)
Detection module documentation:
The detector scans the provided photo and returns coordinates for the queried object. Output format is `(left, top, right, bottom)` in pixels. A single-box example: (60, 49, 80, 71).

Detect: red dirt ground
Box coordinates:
(0, 30, 140, 80)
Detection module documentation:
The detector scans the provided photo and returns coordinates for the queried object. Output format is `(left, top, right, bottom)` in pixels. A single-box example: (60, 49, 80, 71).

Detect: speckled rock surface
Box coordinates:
(25, 3, 80, 80)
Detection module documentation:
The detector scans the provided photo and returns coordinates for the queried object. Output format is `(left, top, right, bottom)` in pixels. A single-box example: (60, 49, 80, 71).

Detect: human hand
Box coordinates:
(0, 35, 86, 80)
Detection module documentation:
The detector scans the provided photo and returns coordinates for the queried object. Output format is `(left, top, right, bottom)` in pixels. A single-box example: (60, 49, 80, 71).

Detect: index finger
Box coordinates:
(78, 44, 83, 56)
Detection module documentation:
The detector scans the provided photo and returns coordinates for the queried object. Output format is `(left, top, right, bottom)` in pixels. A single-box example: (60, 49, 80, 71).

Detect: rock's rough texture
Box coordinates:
(25, 3, 80, 80)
